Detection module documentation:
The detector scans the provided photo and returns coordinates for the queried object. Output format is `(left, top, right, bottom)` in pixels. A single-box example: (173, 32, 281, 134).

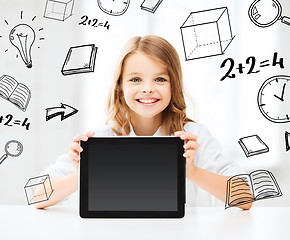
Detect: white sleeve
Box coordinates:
(42, 154, 76, 178)
(184, 122, 243, 176)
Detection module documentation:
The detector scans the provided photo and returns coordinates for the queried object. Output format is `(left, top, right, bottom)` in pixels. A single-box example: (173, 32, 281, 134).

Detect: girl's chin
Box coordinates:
(131, 111, 162, 120)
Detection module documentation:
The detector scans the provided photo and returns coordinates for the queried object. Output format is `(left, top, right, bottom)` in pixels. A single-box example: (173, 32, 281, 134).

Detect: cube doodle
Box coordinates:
(24, 174, 54, 205)
(44, 0, 75, 21)
(180, 7, 235, 61)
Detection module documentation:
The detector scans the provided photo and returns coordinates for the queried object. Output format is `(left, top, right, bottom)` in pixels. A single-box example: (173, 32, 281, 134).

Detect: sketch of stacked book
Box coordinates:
(238, 135, 269, 157)
(61, 44, 97, 76)
(141, 0, 163, 13)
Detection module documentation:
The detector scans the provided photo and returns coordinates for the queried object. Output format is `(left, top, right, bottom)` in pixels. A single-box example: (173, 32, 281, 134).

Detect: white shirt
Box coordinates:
(44, 122, 242, 207)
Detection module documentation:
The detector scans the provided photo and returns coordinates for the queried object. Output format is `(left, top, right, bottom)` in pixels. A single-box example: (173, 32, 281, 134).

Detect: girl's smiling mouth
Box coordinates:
(136, 98, 160, 104)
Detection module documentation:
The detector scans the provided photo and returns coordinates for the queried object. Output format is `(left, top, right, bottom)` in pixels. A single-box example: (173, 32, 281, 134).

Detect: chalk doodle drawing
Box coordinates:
(46, 103, 78, 121)
(220, 52, 284, 81)
(257, 75, 290, 123)
(61, 44, 98, 76)
(97, 0, 130, 16)
(0, 114, 30, 130)
(9, 24, 35, 68)
(180, 7, 235, 61)
(1, 11, 45, 68)
(0, 140, 23, 165)
(79, 15, 110, 30)
(44, 0, 75, 21)
(249, 0, 290, 28)
(141, 0, 163, 14)
(238, 135, 269, 157)
(225, 170, 282, 209)
(24, 174, 54, 205)
(0, 75, 31, 112)
(285, 131, 290, 152)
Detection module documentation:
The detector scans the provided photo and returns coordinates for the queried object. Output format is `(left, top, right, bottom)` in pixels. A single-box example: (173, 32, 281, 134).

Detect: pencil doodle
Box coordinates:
(220, 52, 284, 81)
(0, 75, 31, 112)
(97, 0, 130, 16)
(0, 114, 30, 130)
(79, 15, 110, 30)
(285, 131, 290, 152)
(44, 0, 75, 21)
(257, 75, 290, 123)
(61, 44, 98, 76)
(1, 11, 45, 67)
(141, 0, 163, 14)
(180, 7, 235, 61)
(24, 174, 54, 205)
(249, 0, 290, 28)
(46, 103, 78, 121)
(238, 135, 269, 157)
(225, 170, 282, 209)
(0, 140, 23, 165)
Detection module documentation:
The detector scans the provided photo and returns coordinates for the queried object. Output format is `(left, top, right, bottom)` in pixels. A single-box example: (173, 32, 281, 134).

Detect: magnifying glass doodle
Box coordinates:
(0, 140, 23, 165)
(249, 0, 290, 27)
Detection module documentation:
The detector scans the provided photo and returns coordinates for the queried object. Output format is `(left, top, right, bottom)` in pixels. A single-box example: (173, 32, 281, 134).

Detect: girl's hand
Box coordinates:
(69, 131, 95, 169)
(174, 131, 199, 178)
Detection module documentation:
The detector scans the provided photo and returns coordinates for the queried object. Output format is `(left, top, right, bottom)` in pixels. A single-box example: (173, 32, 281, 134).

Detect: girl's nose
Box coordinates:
(141, 82, 154, 93)
(142, 89, 153, 93)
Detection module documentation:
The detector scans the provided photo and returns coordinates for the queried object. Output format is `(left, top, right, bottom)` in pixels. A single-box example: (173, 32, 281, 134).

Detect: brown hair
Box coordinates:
(106, 35, 193, 135)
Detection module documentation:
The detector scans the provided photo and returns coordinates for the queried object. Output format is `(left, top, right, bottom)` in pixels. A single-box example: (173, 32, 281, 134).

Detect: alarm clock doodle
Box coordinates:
(257, 75, 290, 123)
(97, 0, 130, 16)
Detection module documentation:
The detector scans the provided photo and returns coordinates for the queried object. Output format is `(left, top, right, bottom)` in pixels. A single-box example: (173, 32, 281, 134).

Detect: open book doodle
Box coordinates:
(225, 170, 282, 209)
(0, 75, 31, 111)
(61, 44, 97, 76)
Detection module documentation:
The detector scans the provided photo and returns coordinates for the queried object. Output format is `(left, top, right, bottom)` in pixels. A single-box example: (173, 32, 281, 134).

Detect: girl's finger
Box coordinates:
(69, 152, 80, 161)
(179, 132, 197, 141)
(73, 134, 88, 143)
(86, 131, 95, 137)
(174, 131, 185, 137)
(184, 141, 200, 151)
(69, 142, 83, 153)
(183, 150, 197, 160)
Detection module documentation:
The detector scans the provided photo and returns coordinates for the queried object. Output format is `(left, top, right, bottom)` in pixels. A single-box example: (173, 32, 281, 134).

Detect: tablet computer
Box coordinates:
(79, 136, 185, 218)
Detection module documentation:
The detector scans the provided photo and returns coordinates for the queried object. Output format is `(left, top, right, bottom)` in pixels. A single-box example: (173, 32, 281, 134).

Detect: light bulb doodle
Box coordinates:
(0, 11, 45, 67)
(9, 24, 36, 68)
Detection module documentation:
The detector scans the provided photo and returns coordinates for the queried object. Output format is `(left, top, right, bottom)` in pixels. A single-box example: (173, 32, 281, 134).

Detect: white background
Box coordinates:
(0, 0, 289, 206)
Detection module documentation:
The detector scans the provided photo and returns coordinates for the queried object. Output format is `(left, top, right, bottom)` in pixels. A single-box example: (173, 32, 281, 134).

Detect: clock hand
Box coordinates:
(280, 83, 286, 100)
(274, 94, 284, 101)
(274, 83, 286, 101)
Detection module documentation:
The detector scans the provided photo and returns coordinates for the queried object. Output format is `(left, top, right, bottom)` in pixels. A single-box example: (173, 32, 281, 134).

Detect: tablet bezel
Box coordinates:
(79, 136, 185, 218)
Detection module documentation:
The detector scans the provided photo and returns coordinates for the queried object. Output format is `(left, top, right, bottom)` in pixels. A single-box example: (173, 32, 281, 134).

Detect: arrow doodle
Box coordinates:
(45, 103, 78, 121)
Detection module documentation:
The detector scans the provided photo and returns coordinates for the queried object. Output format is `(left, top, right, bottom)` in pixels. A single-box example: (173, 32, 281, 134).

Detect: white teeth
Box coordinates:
(138, 99, 158, 103)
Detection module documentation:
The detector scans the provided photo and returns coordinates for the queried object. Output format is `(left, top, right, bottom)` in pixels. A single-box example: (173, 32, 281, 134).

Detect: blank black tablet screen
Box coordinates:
(86, 138, 180, 212)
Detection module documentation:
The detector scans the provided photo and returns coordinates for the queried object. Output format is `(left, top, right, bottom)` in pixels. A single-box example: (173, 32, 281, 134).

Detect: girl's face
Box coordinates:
(122, 52, 171, 121)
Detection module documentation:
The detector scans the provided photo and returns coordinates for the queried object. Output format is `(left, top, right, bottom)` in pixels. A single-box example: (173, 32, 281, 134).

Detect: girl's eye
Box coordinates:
(131, 78, 141, 82)
(156, 77, 166, 82)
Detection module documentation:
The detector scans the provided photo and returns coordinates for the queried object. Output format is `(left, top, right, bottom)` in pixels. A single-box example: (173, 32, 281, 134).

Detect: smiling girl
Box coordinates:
(35, 35, 252, 210)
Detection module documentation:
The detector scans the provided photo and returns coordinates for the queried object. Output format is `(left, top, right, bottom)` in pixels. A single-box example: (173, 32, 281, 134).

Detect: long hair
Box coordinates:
(106, 35, 193, 135)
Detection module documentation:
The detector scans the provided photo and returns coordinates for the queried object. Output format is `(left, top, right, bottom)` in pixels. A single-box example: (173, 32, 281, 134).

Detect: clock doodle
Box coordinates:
(97, 0, 130, 16)
(257, 75, 290, 123)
